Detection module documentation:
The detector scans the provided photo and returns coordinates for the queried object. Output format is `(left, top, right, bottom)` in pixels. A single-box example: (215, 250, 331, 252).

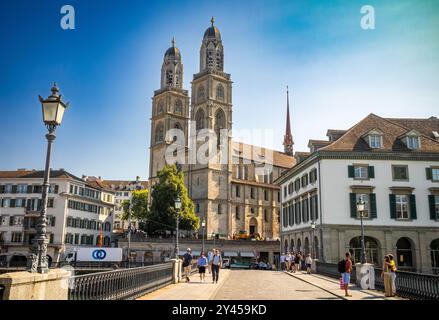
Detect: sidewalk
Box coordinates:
(284, 270, 402, 300)
(137, 268, 230, 300)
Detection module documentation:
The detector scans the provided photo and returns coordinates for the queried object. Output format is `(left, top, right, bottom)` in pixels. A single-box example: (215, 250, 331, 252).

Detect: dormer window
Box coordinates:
(406, 135, 420, 150)
(369, 135, 382, 148)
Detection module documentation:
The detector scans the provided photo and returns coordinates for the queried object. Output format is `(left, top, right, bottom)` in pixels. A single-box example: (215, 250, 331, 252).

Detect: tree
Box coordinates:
(121, 189, 149, 223)
(148, 164, 199, 236)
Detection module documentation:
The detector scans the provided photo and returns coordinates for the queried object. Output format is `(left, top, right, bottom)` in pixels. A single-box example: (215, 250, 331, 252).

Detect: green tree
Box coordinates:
(148, 164, 199, 236)
(121, 189, 149, 222)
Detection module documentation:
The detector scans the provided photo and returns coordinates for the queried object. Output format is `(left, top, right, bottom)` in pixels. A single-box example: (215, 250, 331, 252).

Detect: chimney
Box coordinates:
(82, 175, 87, 181)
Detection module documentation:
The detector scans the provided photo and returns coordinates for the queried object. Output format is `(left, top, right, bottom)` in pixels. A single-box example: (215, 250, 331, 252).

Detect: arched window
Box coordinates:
(314, 236, 319, 259)
(297, 238, 302, 252)
(349, 236, 380, 265)
(304, 237, 310, 256)
(166, 69, 173, 85)
(195, 109, 205, 130)
(218, 203, 222, 214)
(430, 239, 439, 274)
(235, 206, 240, 220)
(264, 209, 268, 222)
(197, 85, 205, 101)
(173, 122, 182, 142)
(175, 99, 182, 114)
(155, 123, 164, 143)
(175, 69, 181, 87)
(157, 101, 164, 115)
(290, 239, 294, 253)
(396, 237, 415, 271)
(284, 239, 289, 253)
(216, 84, 224, 101)
(215, 109, 226, 146)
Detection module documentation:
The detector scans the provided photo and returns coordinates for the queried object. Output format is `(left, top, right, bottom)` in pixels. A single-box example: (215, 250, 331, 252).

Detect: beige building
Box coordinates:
(148, 18, 295, 240)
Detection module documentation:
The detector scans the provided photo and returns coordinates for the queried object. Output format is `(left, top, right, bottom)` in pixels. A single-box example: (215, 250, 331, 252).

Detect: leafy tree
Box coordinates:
(147, 164, 199, 236)
(121, 189, 149, 222)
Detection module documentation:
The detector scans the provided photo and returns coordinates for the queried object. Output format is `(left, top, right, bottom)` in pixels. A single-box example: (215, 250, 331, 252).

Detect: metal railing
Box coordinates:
(316, 261, 439, 300)
(68, 262, 174, 300)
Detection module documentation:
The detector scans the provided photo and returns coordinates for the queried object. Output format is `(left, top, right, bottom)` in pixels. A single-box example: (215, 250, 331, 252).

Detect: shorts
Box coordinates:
(198, 266, 206, 274)
(306, 263, 311, 268)
(342, 272, 351, 285)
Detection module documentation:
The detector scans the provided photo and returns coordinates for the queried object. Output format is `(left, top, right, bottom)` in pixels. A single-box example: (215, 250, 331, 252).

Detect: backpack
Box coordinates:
(338, 259, 346, 273)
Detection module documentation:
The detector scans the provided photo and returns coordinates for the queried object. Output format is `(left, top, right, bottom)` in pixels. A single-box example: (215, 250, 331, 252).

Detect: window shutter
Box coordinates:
(9, 216, 14, 226)
(348, 166, 355, 178)
(54, 185, 59, 194)
(409, 194, 417, 219)
(314, 196, 319, 220)
(350, 193, 357, 218)
(389, 194, 396, 219)
(368, 166, 375, 179)
(426, 168, 433, 180)
(370, 193, 377, 219)
(11, 185, 17, 193)
(0, 185, 4, 194)
(27, 185, 32, 193)
(51, 216, 56, 226)
(10, 199, 16, 208)
(429, 195, 436, 220)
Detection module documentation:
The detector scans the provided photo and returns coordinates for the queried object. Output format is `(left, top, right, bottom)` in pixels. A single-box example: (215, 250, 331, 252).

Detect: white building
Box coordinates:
(276, 114, 439, 274)
(0, 169, 115, 265)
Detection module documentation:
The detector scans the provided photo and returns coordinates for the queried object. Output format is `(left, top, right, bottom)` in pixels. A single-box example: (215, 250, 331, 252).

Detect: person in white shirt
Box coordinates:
(305, 254, 313, 274)
(211, 249, 222, 283)
(285, 253, 292, 272)
(280, 253, 286, 271)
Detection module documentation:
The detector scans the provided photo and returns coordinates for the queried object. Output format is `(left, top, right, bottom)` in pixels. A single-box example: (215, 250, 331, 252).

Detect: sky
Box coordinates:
(0, 0, 438, 180)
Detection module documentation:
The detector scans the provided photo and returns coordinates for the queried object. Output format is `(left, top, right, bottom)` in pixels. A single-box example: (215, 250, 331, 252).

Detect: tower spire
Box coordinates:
(171, 36, 175, 47)
(283, 86, 294, 155)
(211, 16, 215, 26)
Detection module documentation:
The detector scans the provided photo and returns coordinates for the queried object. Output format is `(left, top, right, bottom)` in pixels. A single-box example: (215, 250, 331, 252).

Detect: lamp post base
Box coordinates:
(355, 262, 375, 290)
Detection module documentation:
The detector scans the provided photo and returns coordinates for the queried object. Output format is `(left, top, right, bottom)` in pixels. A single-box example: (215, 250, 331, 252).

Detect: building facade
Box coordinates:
(148, 18, 295, 240)
(0, 170, 115, 265)
(277, 114, 439, 274)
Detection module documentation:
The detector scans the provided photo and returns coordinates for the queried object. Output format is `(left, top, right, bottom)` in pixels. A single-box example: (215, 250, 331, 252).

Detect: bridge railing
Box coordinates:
(68, 262, 174, 300)
(316, 261, 439, 300)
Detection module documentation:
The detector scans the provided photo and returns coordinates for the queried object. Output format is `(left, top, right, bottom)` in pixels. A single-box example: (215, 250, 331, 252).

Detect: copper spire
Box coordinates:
(283, 86, 294, 155)
(211, 16, 215, 26)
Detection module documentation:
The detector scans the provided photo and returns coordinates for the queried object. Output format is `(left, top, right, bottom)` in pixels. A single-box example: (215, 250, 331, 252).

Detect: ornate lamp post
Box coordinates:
(174, 195, 181, 259)
(28, 83, 68, 273)
(201, 219, 206, 253)
(310, 220, 316, 259)
(356, 199, 366, 264)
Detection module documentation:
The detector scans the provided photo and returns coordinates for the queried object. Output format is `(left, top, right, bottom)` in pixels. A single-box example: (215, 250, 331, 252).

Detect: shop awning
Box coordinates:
(223, 251, 238, 257)
(240, 252, 255, 257)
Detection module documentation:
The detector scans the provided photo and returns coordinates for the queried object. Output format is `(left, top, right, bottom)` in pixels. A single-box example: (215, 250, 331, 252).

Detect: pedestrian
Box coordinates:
(207, 249, 214, 274)
(381, 255, 392, 297)
(305, 254, 312, 274)
(280, 253, 286, 271)
(285, 252, 291, 272)
(198, 251, 208, 283)
(211, 249, 222, 284)
(290, 253, 296, 273)
(340, 252, 352, 297)
(388, 254, 397, 296)
(295, 252, 301, 271)
(182, 248, 193, 282)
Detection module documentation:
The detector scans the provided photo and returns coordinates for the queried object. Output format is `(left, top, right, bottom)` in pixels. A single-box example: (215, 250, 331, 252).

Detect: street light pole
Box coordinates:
(357, 199, 366, 264)
(212, 233, 216, 250)
(28, 83, 68, 274)
(311, 221, 316, 260)
(201, 219, 206, 253)
(127, 202, 131, 267)
(175, 196, 181, 259)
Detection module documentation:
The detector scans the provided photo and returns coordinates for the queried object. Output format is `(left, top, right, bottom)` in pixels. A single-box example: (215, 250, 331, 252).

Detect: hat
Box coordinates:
(186, 248, 191, 252)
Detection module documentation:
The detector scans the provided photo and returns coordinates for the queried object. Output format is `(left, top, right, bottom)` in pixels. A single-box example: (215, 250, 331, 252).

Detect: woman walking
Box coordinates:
(198, 251, 208, 283)
(388, 254, 397, 296)
(381, 255, 392, 297)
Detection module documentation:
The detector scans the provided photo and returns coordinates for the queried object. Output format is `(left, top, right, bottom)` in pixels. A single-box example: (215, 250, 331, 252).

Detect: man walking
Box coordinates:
(280, 253, 286, 271)
(211, 249, 222, 284)
(207, 249, 214, 274)
(342, 252, 353, 297)
(182, 248, 193, 282)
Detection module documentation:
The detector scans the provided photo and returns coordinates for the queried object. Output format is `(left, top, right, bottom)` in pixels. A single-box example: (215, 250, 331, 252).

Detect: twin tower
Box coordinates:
(149, 17, 232, 180)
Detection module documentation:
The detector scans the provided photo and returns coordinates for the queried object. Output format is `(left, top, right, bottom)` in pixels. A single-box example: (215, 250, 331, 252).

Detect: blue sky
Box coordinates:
(0, 0, 438, 180)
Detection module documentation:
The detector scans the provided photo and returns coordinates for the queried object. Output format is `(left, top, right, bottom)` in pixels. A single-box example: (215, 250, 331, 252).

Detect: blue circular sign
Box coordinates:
(92, 249, 107, 260)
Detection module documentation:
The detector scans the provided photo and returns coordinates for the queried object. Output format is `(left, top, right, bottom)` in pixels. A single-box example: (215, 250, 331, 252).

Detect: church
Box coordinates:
(148, 18, 295, 240)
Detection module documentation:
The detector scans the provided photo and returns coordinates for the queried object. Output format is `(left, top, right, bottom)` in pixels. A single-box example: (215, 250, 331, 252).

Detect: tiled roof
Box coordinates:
(319, 114, 439, 153)
(0, 169, 83, 181)
(232, 141, 295, 169)
(101, 180, 149, 190)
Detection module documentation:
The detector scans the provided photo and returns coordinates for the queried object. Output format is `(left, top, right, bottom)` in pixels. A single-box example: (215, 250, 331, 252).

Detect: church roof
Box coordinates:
(204, 17, 221, 41)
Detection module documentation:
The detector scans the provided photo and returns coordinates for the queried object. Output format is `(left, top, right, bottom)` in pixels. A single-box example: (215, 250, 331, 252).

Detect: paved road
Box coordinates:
(212, 270, 339, 300)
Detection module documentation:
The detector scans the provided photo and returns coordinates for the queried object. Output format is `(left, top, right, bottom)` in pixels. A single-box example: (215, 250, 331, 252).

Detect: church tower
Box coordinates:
(189, 17, 233, 237)
(283, 86, 294, 155)
(149, 39, 190, 179)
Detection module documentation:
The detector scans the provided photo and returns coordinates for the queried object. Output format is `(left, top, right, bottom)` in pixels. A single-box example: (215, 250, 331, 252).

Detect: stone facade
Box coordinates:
(148, 19, 295, 240)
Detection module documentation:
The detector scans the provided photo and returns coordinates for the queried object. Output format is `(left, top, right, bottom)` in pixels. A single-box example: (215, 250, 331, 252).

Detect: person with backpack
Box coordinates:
(338, 252, 352, 297)
(182, 248, 193, 282)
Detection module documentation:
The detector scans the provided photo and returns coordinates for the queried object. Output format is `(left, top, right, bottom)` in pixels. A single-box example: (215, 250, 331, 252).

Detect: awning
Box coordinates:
(240, 252, 255, 257)
(223, 251, 238, 257)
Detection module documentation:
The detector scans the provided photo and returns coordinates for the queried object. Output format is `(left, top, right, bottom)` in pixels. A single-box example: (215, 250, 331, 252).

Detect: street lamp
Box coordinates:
(127, 201, 132, 267)
(174, 195, 181, 259)
(28, 83, 68, 274)
(310, 221, 316, 259)
(201, 219, 206, 253)
(356, 199, 366, 264)
(212, 233, 216, 250)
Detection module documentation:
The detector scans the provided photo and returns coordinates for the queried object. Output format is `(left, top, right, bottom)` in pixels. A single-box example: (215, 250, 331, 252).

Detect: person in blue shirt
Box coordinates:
(197, 251, 208, 283)
(207, 249, 214, 274)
